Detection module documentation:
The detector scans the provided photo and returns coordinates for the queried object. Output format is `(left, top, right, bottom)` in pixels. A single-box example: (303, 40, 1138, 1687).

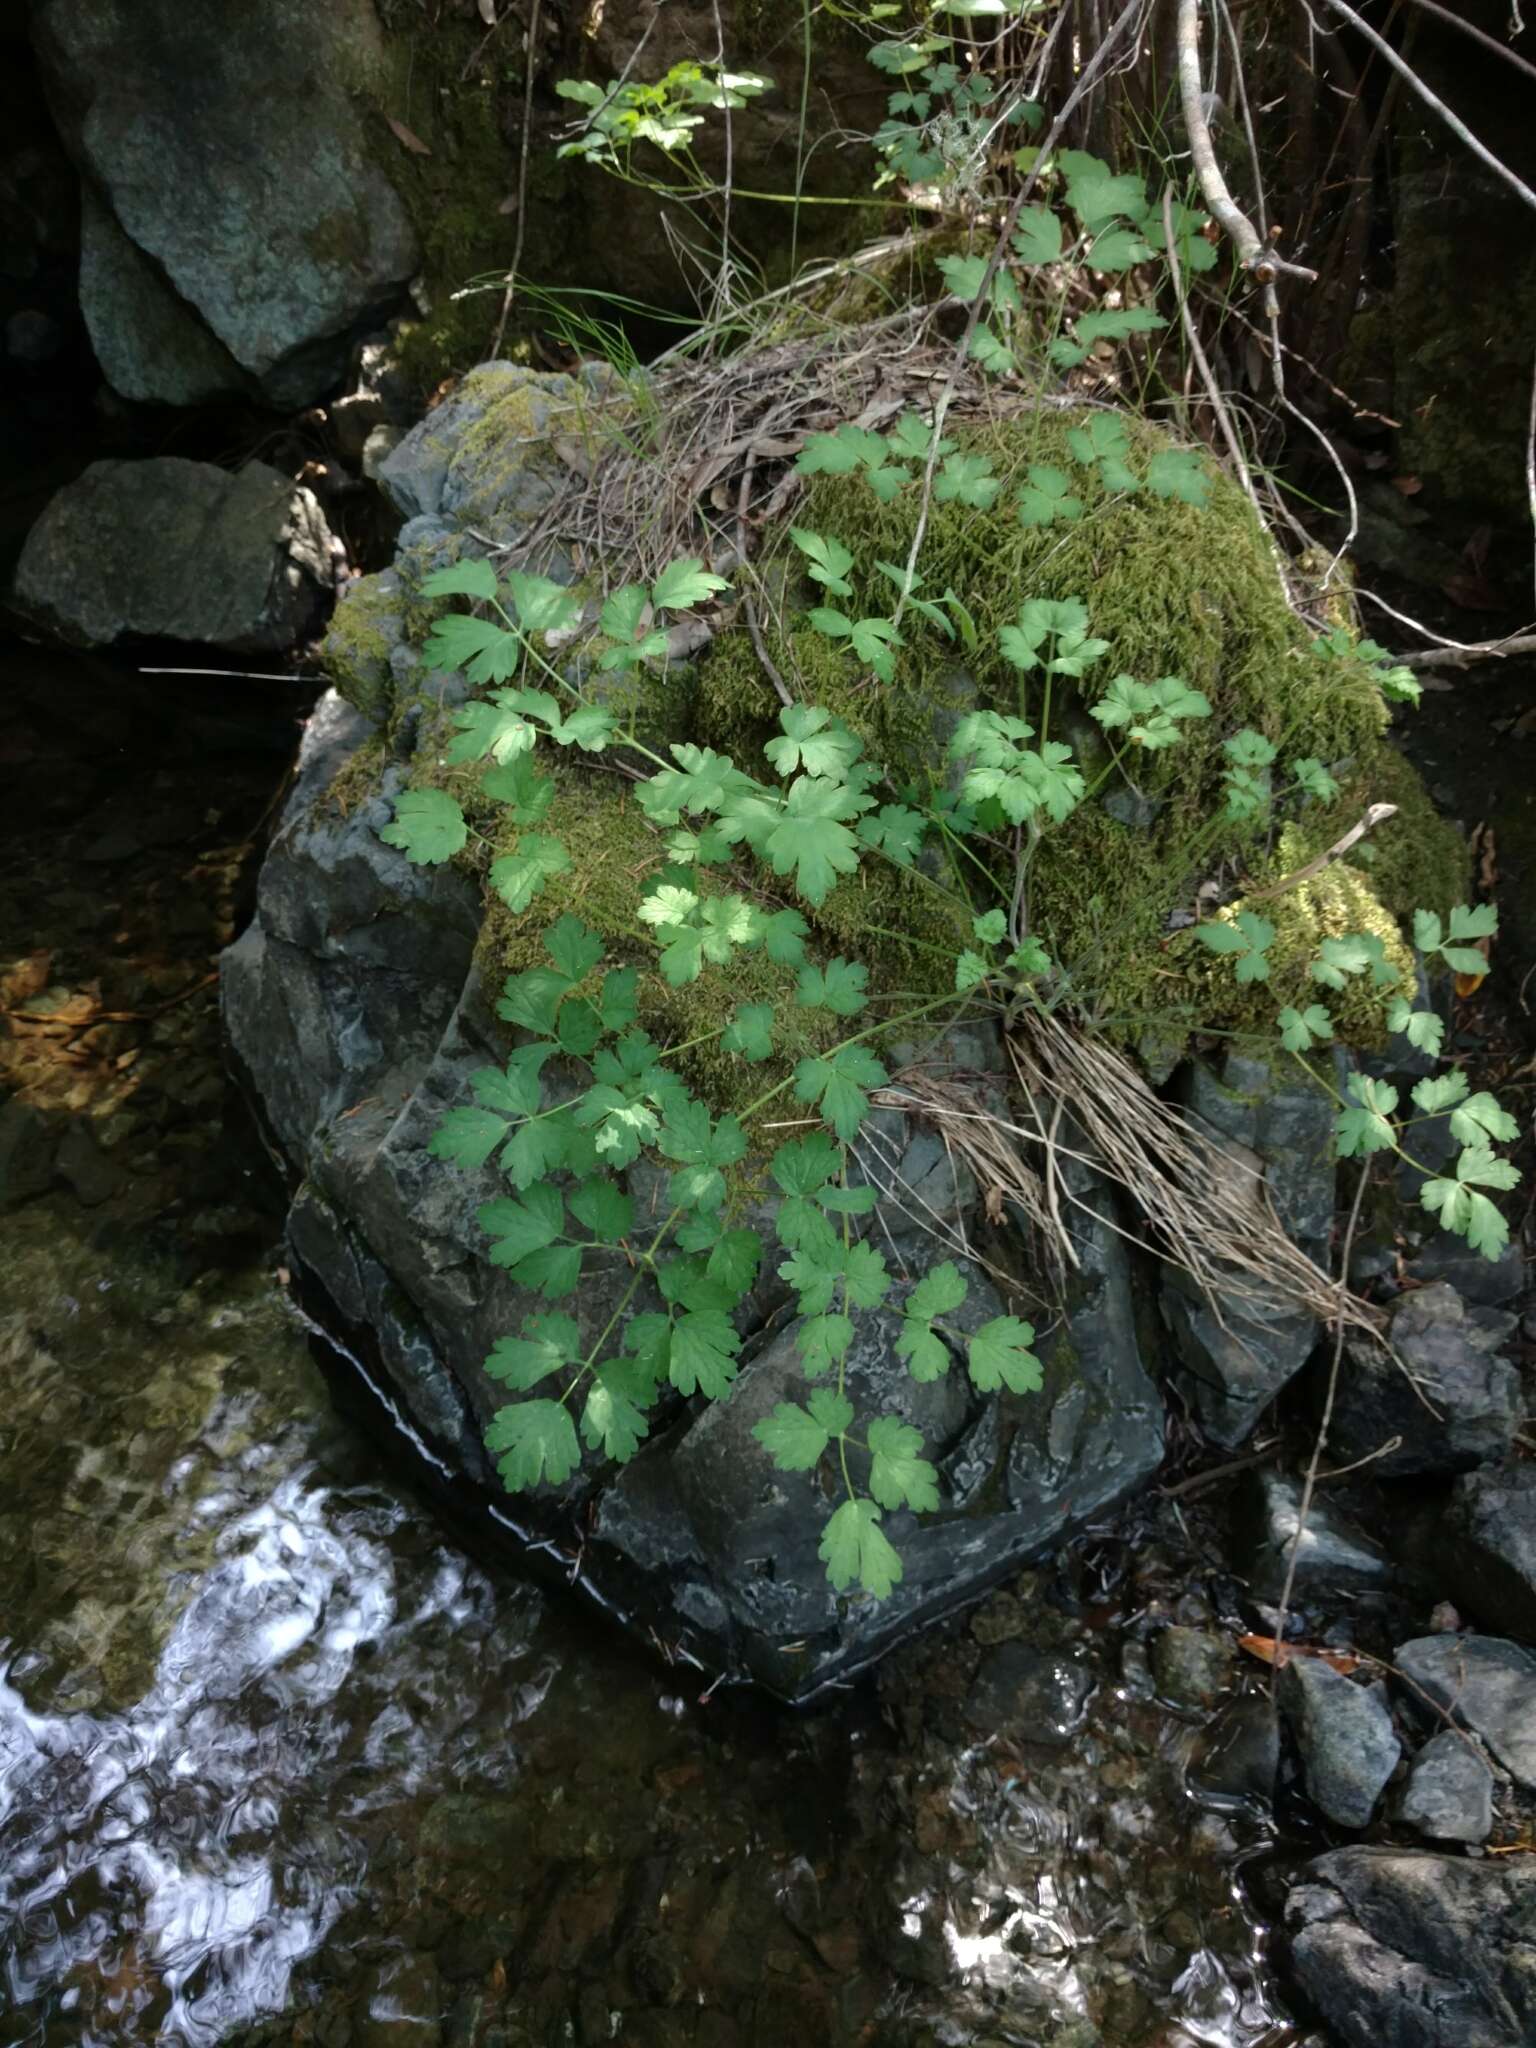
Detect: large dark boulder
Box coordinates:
(224, 688, 1168, 1695)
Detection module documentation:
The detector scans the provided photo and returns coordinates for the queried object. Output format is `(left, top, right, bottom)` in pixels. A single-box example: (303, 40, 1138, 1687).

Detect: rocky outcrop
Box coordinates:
(222, 363, 1188, 1695)
(13, 458, 336, 652)
(30, 0, 419, 407)
(1286, 1846, 1536, 2048)
(224, 360, 1497, 1695)
(224, 685, 1168, 1694)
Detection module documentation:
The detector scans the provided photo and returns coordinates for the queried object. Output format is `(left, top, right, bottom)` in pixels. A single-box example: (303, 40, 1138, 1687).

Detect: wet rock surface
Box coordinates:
(13, 457, 337, 651)
(1240, 1469, 1392, 1606)
(1286, 1846, 1536, 2048)
(1394, 1633, 1536, 1790)
(1398, 1729, 1494, 1843)
(1334, 1282, 1521, 1477)
(1161, 1053, 1335, 1447)
(1440, 1463, 1536, 1640)
(1278, 1656, 1401, 1828)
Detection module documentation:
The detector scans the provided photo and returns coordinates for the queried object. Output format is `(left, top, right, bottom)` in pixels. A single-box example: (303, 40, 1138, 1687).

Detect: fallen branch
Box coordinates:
(1399, 632, 1536, 672)
(1400, 0, 1536, 90)
(490, 0, 544, 359)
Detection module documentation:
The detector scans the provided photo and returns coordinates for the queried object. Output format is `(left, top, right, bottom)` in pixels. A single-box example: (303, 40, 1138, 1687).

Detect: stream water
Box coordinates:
(0, 660, 1311, 2048)
(0, 1199, 1301, 2048)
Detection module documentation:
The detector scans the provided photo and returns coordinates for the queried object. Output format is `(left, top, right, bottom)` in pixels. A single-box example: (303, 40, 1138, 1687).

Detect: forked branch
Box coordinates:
(1177, 0, 1317, 306)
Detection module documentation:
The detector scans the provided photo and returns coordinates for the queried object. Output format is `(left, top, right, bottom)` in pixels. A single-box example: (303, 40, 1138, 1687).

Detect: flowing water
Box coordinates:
(0, 663, 1308, 2048)
(0, 1195, 1304, 2048)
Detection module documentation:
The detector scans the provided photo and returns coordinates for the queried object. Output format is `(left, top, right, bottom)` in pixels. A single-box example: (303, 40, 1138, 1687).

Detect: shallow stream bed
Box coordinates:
(0, 659, 1308, 2047)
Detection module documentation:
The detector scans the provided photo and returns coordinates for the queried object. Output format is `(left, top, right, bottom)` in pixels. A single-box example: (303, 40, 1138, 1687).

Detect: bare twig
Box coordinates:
(1399, 0, 1536, 87)
(1178, 0, 1317, 307)
(1161, 187, 1270, 533)
(892, 0, 1151, 626)
(490, 0, 544, 359)
(737, 447, 793, 710)
(139, 666, 315, 684)
(1397, 631, 1536, 671)
(1270, 1158, 1372, 1667)
(708, 0, 735, 322)
(1315, 0, 1536, 215)
(1240, 803, 1399, 900)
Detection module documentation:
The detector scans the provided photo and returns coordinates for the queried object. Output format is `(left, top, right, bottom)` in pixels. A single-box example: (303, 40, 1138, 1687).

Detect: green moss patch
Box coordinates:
(694, 408, 1462, 1056)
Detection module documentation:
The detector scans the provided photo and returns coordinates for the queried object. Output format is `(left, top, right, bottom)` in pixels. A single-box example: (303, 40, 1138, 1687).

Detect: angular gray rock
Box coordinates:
(1286, 1846, 1536, 2048)
(31, 0, 419, 405)
(1161, 1053, 1334, 1446)
(76, 184, 250, 407)
(377, 361, 612, 531)
(1394, 1634, 1536, 1790)
(1441, 1464, 1536, 1640)
(1241, 1469, 1391, 1605)
(13, 459, 334, 652)
(1332, 1283, 1520, 1478)
(1399, 1730, 1494, 1844)
(1278, 1655, 1401, 1828)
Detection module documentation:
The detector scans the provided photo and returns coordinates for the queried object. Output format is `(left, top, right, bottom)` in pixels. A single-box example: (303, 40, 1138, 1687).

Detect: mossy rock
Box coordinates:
(352, 402, 1465, 1105)
(321, 569, 405, 724)
(694, 408, 1465, 1055)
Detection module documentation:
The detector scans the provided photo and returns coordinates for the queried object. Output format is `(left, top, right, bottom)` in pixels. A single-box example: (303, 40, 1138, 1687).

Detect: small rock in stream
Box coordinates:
(1150, 1626, 1234, 1712)
(1240, 1470, 1392, 1605)
(1187, 1695, 1279, 1812)
(964, 1641, 1095, 1744)
(1398, 1730, 1495, 1844)
(1278, 1656, 1401, 1828)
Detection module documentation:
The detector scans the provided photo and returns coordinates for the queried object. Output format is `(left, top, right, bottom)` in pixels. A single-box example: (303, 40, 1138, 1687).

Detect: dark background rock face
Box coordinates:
(12, 458, 336, 651)
(30, 0, 420, 407)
